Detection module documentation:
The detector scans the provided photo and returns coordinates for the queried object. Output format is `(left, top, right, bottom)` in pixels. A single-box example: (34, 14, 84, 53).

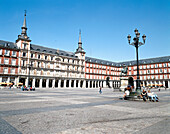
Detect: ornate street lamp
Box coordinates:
(127, 29, 146, 92)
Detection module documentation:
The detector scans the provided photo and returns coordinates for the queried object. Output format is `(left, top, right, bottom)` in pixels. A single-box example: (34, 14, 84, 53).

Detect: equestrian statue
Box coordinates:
(121, 65, 128, 76)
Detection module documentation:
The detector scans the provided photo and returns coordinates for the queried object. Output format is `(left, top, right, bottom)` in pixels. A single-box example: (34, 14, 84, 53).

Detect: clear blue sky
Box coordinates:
(0, 0, 169, 62)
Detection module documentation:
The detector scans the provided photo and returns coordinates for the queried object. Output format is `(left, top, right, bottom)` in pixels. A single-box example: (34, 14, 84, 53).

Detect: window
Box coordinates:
(38, 62, 40, 67)
(68, 59, 69, 63)
(155, 75, 158, 79)
(72, 60, 74, 63)
(11, 68, 15, 74)
(22, 60, 25, 66)
(45, 56, 47, 60)
(0, 49, 2, 55)
(164, 63, 167, 67)
(143, 65, 146, 69)
(151, 70, 154, 74)
(38, 55, 40, 59)
(12, 51, 16, 57)
(4, 58, 9, 64)
(147, 65, 150, 68)
(50, 64, 53, 69)
(5, 50, 9, 56)
(3, 68, 8, 74)
(11, 59, 16, 65)
(159, 64, 162, 67)
(155, 64, 158, 68)
(23, 52, 26, 57)
(160, 69, 163, 73)
(129, 67, 131, 70)
(31, 53, 33, 58)
(23, 43, 27, 49)
(0, 58, 1, 64)
(155, 69, 158, 73)
(147, 70, 150, 74)
(51, 57, 53, 61)
(164, 69, 167, 73)
(151, 64, 154, 68)
(160, 75, 163, 79)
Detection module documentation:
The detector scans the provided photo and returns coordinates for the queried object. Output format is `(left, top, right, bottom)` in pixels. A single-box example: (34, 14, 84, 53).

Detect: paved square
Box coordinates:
(0, 88, 169, 134)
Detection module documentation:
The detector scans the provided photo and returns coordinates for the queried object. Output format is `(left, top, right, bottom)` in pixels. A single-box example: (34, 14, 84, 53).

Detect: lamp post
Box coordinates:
(127, 29, 146, 92)
(27, 63, 32, 87)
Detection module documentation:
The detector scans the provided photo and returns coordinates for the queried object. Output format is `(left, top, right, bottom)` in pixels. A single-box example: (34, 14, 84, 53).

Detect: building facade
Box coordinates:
(0, 13, 170, 88)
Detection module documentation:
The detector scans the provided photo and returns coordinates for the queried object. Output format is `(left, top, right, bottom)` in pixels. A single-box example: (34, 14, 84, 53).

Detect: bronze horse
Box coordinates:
(121, 66, 128, 76)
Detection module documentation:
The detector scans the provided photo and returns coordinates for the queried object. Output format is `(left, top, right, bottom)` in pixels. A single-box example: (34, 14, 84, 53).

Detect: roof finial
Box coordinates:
(24, 10, 27, 16)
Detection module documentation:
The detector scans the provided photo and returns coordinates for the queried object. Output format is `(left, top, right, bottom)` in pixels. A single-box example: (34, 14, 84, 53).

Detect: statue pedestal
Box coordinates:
(120, 77, 128, 91)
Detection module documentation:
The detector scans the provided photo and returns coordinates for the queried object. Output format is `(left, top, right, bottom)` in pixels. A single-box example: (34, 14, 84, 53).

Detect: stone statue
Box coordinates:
(121, 65, 128, 76)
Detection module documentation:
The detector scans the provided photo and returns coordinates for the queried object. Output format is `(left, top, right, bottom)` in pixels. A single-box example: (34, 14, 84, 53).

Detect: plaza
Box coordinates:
(0, 88, 169, 134)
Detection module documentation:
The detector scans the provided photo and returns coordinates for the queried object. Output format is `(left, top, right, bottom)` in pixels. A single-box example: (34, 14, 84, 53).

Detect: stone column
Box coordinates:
(69, 80, 72, 88)
(26, 77, 28, 87)
(58, 79, 61, 88)
(88, 81, 90, 88)
(52, 79, 55, 88)
(78, 80, 80, 88)
(15, 77, 18, 86)
(46, 78, 49, 88)
(103, 81, 106, 88)
(82, 80, 85, 88)
(168, 81, 170, 88)
(64, 80, 66, 88)
(163, 81, 165, 87)
(7, 77, 10, 83)
(0, 77, 2, 83)
(74, 80, 76, 88)
(32, 78, 35, 88)
(39, 78, 42, 88)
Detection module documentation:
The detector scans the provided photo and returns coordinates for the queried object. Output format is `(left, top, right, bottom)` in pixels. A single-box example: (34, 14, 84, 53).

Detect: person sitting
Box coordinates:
(147, 90, 159, 102)
(141, 90, 147, 101)
(123, 89, 130, 99)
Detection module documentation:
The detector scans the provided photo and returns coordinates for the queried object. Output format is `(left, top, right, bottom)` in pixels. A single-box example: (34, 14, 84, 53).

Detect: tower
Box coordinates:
(75, 30, 85, 59)
(16, 10, 31, 50)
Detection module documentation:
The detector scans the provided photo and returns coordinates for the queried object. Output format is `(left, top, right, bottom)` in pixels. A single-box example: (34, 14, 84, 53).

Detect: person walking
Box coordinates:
(99, 87, 102, 94)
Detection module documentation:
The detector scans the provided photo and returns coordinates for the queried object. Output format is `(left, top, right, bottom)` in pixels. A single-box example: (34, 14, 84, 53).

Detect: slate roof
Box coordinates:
(30, 44, 77, 58)
(0, 40, 18, 49)
(86, 56, 170, 66)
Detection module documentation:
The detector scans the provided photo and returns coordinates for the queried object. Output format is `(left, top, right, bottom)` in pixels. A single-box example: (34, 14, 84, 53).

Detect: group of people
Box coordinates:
(123, 85, 159, 102)
(141, 89, 159, 102)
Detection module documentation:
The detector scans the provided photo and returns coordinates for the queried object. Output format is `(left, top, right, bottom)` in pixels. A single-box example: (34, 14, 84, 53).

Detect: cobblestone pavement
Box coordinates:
(0, 88, 169, 134)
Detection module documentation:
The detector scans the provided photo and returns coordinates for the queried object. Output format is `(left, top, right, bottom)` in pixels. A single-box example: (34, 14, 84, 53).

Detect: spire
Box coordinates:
(21, 10, 27, 36)
(75, 29, 85, 54)
(16, 10, 31, 42)
(78, 29, 82, 48)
